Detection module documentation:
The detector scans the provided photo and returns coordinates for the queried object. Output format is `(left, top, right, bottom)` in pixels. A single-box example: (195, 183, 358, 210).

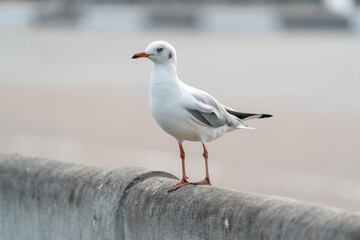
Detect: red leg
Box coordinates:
(168, 144, 190, 192)
(193, 144, 211, 185)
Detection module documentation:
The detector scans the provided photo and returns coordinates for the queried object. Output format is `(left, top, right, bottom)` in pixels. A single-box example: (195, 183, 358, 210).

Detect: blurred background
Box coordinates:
(1, 0, 360, 211)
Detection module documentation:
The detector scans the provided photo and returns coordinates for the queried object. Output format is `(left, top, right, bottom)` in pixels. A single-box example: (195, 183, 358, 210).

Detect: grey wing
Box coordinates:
(183, 88, 242, 128)
(188, 109, 225, 128)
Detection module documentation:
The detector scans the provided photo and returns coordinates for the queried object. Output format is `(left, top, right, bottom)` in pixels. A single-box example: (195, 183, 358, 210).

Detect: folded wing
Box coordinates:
(182, 87, 248, 128)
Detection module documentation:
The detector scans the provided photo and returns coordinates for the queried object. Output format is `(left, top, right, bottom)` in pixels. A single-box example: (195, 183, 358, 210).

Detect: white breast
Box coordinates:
(149, 63, 228, 143)
(150, 90, 227, 143)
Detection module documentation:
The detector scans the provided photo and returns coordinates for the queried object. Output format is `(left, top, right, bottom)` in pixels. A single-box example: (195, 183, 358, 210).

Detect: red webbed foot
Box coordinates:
(168, 178, 190, 192)
(192, 178, 211, 186)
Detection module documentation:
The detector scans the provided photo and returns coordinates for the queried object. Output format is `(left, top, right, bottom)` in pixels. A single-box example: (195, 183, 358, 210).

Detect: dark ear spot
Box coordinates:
(168, 52, 172, 59)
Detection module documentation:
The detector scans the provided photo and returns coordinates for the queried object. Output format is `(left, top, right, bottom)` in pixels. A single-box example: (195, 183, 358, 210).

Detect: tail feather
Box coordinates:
(237, 126, 255, 130)
(226, 109, 273, 121)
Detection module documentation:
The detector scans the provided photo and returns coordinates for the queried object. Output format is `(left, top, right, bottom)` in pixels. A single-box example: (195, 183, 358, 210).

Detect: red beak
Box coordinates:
(132, 51, 152, 59)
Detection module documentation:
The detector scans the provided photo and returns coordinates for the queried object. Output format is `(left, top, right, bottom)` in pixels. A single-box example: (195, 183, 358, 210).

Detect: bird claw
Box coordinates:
(168, 179, 190, 192)
(191, 178, 211, 186)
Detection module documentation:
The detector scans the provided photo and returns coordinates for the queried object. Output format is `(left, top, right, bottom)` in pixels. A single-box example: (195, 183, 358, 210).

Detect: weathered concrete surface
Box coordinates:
(1, 153, 360, 240)
(0, 153, 176, 240)
(124, 177, 360, 240)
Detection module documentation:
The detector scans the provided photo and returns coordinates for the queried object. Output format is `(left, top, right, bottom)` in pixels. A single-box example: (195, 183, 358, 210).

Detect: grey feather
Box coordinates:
(188, 109, 226, 128)
(184, 88, 246, 128)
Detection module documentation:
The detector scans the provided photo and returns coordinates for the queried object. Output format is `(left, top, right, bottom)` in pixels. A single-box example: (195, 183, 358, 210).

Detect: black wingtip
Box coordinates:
(260, 114, 273, 119)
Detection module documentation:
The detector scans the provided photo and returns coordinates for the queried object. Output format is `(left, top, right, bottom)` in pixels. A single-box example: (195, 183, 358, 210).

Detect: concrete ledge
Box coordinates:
(1, 153, 360, 240)
(0, 153, 176, 240)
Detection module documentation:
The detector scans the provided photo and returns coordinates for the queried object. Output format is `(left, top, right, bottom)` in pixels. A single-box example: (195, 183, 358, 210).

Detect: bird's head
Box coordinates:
(132, 40, 177, 65)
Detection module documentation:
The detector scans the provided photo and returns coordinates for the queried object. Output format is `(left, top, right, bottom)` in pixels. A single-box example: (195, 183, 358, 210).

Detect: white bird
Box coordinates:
(132, 41, 272, 192)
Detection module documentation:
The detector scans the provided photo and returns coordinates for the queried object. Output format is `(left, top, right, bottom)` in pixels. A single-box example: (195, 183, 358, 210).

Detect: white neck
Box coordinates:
(150, 62, 180, 91)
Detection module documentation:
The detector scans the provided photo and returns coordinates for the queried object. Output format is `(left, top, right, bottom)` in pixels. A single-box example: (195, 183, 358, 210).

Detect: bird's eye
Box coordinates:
(157, 48, 163, 53)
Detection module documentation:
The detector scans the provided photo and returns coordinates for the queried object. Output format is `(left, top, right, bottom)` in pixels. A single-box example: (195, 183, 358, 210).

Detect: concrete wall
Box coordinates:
(0, 153, 360, 240)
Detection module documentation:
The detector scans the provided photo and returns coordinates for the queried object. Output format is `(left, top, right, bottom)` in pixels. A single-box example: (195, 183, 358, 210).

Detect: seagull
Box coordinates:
(132, 41, 272, 192)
